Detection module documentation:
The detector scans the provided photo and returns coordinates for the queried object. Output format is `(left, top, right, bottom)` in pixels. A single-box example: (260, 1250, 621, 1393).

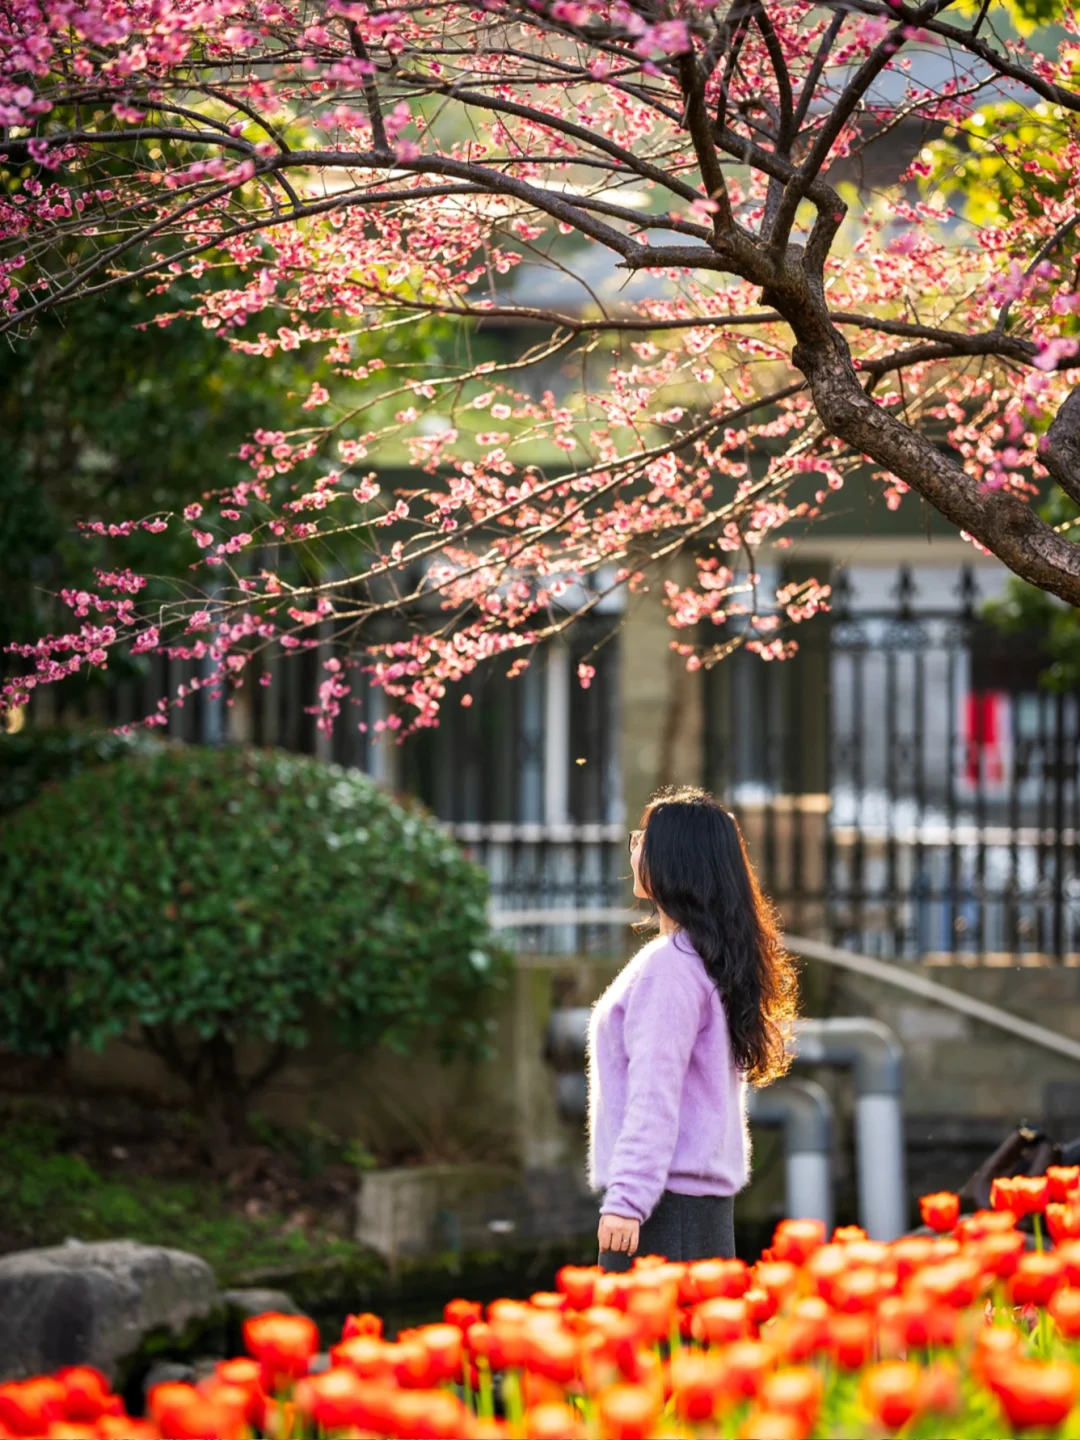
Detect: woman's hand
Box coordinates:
(598, 1212, 640, 1256)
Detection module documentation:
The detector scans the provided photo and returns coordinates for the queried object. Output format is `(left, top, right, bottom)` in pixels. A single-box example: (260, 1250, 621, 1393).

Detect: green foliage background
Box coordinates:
(0, 744, 508, 1075)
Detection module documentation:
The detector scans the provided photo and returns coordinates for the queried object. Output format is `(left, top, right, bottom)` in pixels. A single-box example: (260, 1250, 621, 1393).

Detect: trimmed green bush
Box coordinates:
(0, 724, 157, 819)
(0, 745, 508, 1140)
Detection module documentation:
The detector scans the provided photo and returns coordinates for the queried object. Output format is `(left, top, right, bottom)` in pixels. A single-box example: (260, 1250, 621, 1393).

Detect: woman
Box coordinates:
(587, 786, 797, 1270)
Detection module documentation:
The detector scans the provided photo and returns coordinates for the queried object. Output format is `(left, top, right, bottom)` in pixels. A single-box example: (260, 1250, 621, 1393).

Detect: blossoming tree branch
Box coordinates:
(3, 0, 1080, 733)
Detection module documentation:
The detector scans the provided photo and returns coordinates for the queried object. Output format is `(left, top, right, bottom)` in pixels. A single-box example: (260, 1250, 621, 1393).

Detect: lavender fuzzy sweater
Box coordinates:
(587, 932, 749, 1223)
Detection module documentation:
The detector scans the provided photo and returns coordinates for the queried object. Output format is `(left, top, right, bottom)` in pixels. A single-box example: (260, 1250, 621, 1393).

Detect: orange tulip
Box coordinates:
(624, 1282, 678, 1343)
(46, 1425, 96, 1439)
(877, 1294, 957, 1352)
(988, 1360, 1080, 1432)
(969, 1229, 1025, 1279)
(0, 1378, 66, 1435)
(990, 1174, 1049, 1216)
(529, 1291, 568, 1313)
(523, 1322, 578, 1384)
(919, 1191, 960, 1233)
(759, 1366, 823, 1430)
(889, 1236, 937, 1281)
(829, 1265, 895, 1314)
(525, 1401, 582, 1439)
(387, 1336, 438, 1388)
(769, 1298, 830, 1364)
(342, 1310, 383, 1340)
(955, 1208, 1018, 1242)
(827, 1312, 875, 1370)
(294, 1367, 368, 1431)
(1046, 1164, 1080, 1201)
(907, 1255, 983, 1308)
(971, 1324, 1022, 1384)
(331, 1334, 394, 1383)
(721, 1339, 775, 1400)
(670, 1351, 731, 1423)
(1057, 1238, 1080, 1287)
(596, 1383, 661, 1440)
(148, 1382, 246, 1440)
(211, 1357, 264, 1425)
(522, 1372, 567, 1409)
(242, 1311, 319, 1389)
(556, 1265, 598, 1310)
(832, 1225, 868, 1244)
(683, 1258, 751, 1302)
(736, 1410, 807, 1440)
(770, 1218, 826, 1264)
(1009, 1251, 1065, 1308)
(1051, 1286, 1080, 1339)
(95, 1417, 156, 1439)
(752, 1260, 800, 1305)
(744, 1286, 780, 1325)
(860, 1361, 923, 1431)
(691, 1296, 751, 1345)
(384, 1388, 468, 1440)
(413, 1323, 464, 1384)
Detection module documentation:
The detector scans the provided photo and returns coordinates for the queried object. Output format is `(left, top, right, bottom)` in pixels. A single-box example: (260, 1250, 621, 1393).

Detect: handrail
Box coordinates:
(490, 906, 1080, 1067)
(786, 934, 1080, 1067)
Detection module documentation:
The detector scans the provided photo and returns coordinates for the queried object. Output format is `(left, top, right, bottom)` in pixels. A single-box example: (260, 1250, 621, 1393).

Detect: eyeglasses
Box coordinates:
(628, 829, 644, 855)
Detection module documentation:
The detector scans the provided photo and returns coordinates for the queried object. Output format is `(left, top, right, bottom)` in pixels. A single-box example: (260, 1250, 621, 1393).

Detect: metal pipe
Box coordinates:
(747, 1079, 835, 1234)
(793, 1018, 907, 1241)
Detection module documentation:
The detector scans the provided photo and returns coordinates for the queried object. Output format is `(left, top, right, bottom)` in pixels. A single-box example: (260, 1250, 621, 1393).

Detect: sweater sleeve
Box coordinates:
(600, 949, 704, 1223)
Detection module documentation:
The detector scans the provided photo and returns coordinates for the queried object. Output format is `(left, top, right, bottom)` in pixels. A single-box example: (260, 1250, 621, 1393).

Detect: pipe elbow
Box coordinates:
(793, 1017, 903, 1096)
(748, 1077, 834, 1154)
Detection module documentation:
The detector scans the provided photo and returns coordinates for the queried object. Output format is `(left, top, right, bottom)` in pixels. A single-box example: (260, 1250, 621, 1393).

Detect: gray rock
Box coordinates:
(142, 1360, 196, 1402)
(0, 1240, 219, 1382)
(222, 1287, 308, 1319)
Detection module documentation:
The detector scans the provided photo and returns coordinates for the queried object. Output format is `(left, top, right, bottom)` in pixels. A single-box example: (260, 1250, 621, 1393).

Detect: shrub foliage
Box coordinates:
(0, 744, 507, 1140)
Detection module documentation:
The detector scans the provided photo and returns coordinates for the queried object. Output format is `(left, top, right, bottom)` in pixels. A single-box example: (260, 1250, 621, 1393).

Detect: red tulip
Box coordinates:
(555, 1265, 599, 1310)
(670, 1351, 730, 1423)
(736, 1411, 807, 1440)
(889, 1236, 937, 1281)
(907, 1255, 983, 1308)
(683, 1258, 750, 1302)
(744, 1286, 780, 1324)
(242, 1311, 319, 1390)
(148, 1382, 246, 1440)
(1046, 1164, 1080, 1201)
(971, 1324, 1022, 1383)
(720, 1339, 775, 1400)
(1050, 1286, 1080, 1339)
(384, 1388, 469, 1440)
(294, 1368, 368, 1431)
(523, 1322, 579, 1384)
(1047, 1200, 1080, 1243)
(54, 1368, 114, 1423)
(596, 1383, 661, 1440)
(691, 1296, 750, 1345)
(860, 1361, 923, 1431)
(955, 1208, 1018, 1242)
(331, 1334, 394, 1383)
(752, 1260, 800, 1305)
(988, 1360, 1079, 1432)
(529, 1291, 568, 1313)
(210, 1359, 265, 1429)
(770, 1219, 826, 1265)
(1009, 1251, 1065, 1307)
(445, 1297, 485, 1331)
(342, 1310, 383, 1340)
(827, 1312, 875, 1370)
(877, 1294, 957, 1352)
(990, 1174, 1049, 1216)
(0, 1379, 66, 1436)
(525, 1401, 582, 1439)
(832, 1225, 868, 1244)
(759, 1366, 823, 1430)
(969, 1228, 1025, 1279)
(919, 1190, 960, 1233)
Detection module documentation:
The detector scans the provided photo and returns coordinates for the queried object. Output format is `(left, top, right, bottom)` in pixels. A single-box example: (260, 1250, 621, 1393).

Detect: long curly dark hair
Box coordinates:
(636, 786, 798, 1085)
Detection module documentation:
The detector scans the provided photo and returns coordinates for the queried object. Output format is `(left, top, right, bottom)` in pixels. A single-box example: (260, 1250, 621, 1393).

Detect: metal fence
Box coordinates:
(706, 566, 1080, 963)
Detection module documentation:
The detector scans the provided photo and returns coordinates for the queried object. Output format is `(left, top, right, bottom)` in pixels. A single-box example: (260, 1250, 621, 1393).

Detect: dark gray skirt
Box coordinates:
(598, 1190, 736, 1272)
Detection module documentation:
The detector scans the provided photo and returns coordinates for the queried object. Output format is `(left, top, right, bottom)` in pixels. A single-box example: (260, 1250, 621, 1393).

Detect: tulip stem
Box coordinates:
(503, 1368, 523, 1434)
(477, 1358, 493, 1420)
(1034, 1212, 1044, 1254)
